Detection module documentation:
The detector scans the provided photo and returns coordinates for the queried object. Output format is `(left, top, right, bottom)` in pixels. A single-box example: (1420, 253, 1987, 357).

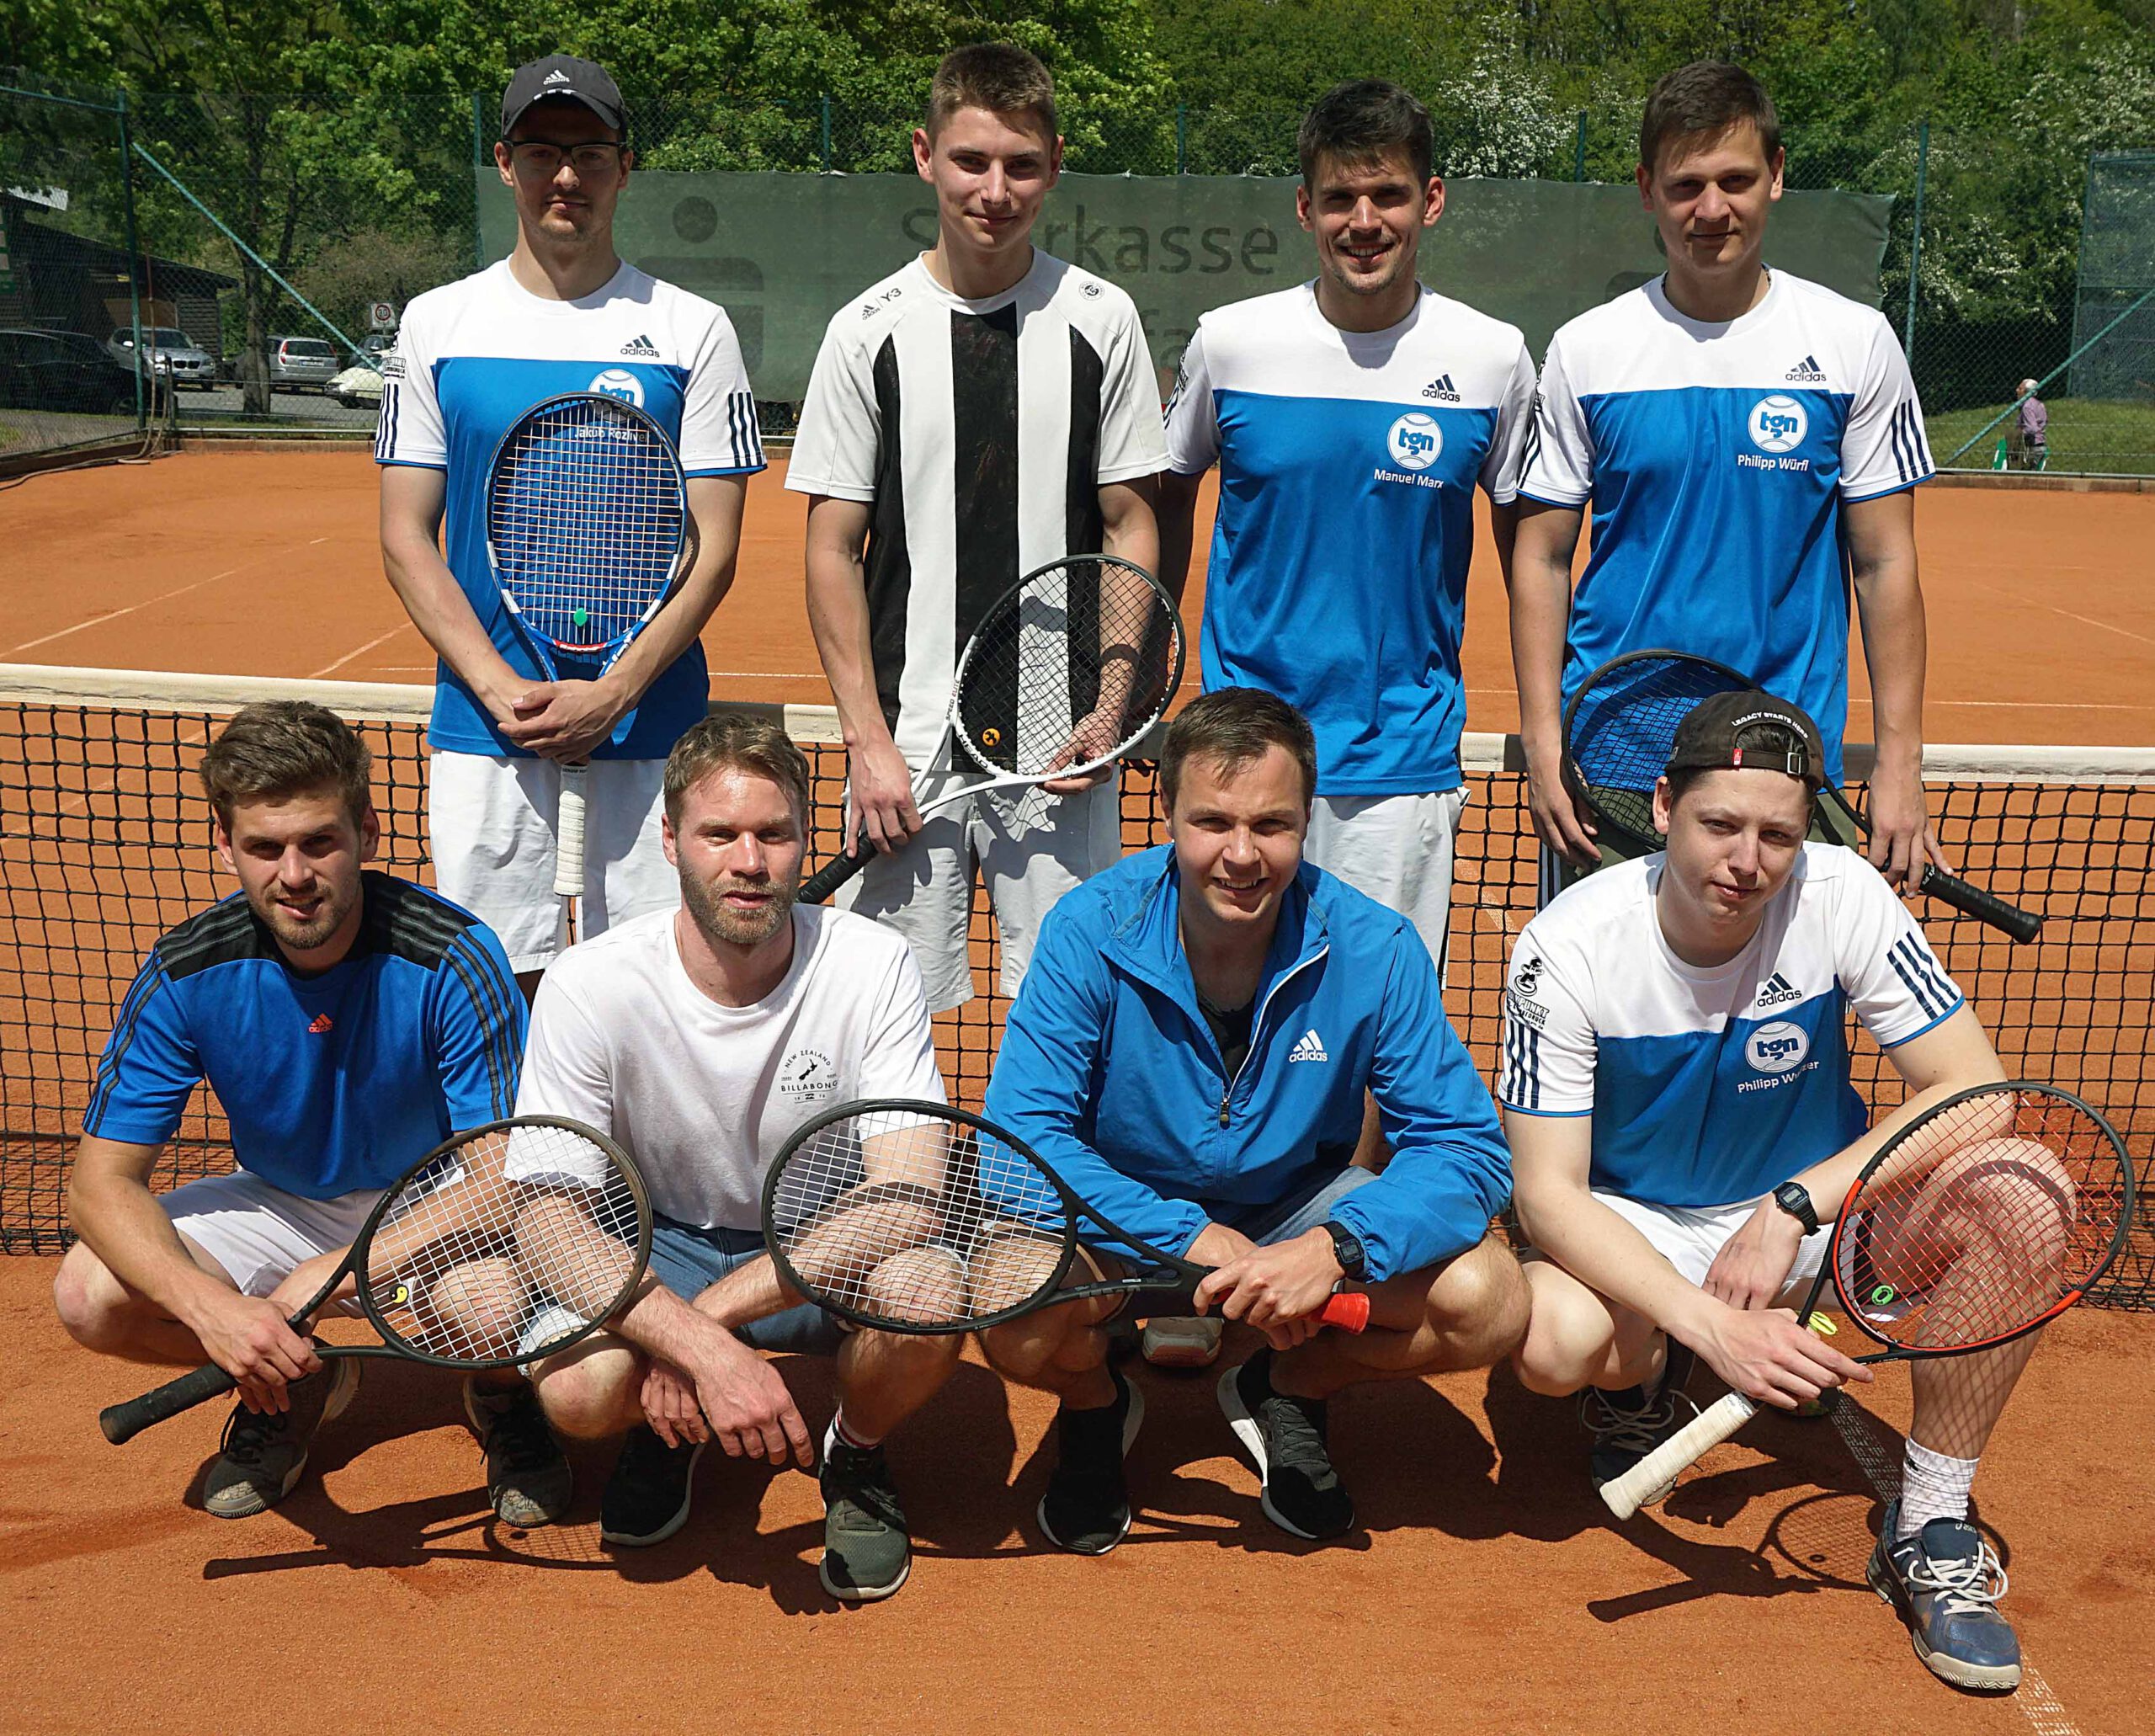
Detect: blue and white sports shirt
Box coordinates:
(1165, 283, 1535, 796)
(376, 260, 765, 759)
(1519, 270, 1933, 781)
(1496, 844, 1962, 1208)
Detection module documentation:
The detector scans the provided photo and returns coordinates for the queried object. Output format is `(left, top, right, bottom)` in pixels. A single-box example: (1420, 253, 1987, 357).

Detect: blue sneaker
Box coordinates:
(1867, 1499, 2023, 1691)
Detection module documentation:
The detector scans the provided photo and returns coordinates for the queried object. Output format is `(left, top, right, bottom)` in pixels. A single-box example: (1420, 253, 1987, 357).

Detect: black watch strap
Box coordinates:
(1772, 1181, 1820, 1237)
(1322, 1218, 1369, 1281)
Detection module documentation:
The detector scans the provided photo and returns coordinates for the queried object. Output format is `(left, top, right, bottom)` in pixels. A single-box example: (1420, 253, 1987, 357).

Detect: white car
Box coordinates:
(327, 352, 388, 410)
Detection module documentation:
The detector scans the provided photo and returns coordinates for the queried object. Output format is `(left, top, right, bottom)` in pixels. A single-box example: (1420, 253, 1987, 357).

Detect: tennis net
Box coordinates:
(3, 663, 2150, 1307)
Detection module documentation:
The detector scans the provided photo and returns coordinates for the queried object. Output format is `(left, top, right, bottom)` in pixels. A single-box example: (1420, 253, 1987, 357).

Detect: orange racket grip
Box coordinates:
(1319, 1291, 1370, 1333)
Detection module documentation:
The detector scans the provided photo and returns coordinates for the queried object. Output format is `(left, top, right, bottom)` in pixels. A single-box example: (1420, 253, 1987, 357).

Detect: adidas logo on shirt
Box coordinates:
(1755, 972, 1804, 1008)
(1785, 354, 1827, 382)
(1288, 1028, 1329, 1063)
(1420, 373, 1461, 402)
(306, 1013, 334, 1034)
(619, 333, 661, 358)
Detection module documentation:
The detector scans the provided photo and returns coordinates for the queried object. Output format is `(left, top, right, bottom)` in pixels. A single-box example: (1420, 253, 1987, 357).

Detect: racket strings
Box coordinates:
(769, 1110, 1069, 1329)
(1567, 656, 1746, 842)
(363, 1123, 642, 1365)
(489, 400, 684, 648)
(955, 558, 1180, 779)
(1838, 1089, 2130, 1351)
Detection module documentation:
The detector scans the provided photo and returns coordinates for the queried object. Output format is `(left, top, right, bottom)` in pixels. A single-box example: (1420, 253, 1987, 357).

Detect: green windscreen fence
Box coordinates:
(476, 171, 1893, 402)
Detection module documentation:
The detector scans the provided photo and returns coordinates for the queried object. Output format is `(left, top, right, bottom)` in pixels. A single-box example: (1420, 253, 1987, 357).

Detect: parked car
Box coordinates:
(327, 349, 389, 410)
(266, 334, 342, 391)
(0, 328, 139, 414)
(104, 325, 217, 389)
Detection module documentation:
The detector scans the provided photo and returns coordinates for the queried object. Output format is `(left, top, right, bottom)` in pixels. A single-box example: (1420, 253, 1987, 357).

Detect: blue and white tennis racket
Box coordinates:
(485, 392, 689, 899)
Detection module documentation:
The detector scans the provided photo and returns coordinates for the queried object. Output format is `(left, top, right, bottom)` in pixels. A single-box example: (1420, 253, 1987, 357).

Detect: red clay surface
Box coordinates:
(3, 448, 2152, 748)
(3, 1256, 2151, 1733)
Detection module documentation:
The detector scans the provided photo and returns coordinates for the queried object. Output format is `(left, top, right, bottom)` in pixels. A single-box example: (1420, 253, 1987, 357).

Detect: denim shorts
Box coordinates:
(647, 1217, 845, 1355)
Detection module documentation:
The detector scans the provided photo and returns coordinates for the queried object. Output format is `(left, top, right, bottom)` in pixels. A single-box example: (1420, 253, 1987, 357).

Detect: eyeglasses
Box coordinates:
(506, 141, 625, 177)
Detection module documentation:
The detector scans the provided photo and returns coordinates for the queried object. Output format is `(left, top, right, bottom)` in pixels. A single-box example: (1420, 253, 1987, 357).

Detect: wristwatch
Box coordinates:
(1772, 1181, 1820, 1236)
(1322, 1219, 1369, 1282)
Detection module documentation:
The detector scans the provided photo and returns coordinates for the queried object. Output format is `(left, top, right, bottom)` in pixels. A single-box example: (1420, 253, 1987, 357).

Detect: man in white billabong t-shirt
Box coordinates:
(514, 714, 959, 1603)
(379, 55, 764, 991)
(1500, 690, 2032, 1692)
(790, 41, 1165, 1018)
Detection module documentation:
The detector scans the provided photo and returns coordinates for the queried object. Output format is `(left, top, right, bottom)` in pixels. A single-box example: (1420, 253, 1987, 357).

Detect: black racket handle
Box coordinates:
(799, 837, 879, 907)
(1916, 864, 2042, 944)
(100, 1359, 241, 1445)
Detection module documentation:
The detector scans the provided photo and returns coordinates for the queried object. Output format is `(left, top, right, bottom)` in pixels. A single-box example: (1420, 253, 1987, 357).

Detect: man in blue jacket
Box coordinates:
(982, 688, 1527, 1551)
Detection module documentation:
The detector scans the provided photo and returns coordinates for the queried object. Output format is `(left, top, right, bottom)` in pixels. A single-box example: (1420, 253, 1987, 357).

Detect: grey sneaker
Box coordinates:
(464, 1379, 572, 1526)
(203, 1357, 361, 1519)
(820, 1434, 911, 1601)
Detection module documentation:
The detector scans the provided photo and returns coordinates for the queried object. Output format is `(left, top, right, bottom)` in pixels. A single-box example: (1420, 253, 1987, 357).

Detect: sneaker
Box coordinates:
(202, 1356, 360, 1519)
(1583, 1344, 1699, 1508)
(1037, 1368, 1145, 1555)
(1141, 1316, 1225, 1369)
(1868, 1499, 2023, 1691)
(463, 1379, 573, 1526)
(599, 1424, 705, 1547)
(1217, 1350, 1354, 1540)
(820, 1430, 911, 1601)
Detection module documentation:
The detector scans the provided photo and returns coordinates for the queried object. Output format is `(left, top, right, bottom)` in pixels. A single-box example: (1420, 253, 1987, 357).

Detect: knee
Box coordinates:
(978, 1315, 1072, 1387)
(530, 1337, 640, 1440)
(1509, 1268, 1636, 1398)
(53, 1245, 138, 1353)
(1425, 1238, 1533, 1363)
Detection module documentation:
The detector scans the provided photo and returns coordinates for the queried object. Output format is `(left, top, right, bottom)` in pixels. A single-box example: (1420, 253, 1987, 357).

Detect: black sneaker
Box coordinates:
(202, 1357, 360, 1519)
(600, 1424, 705, 1547)
(1037, 1368, 1145, 1555)
(1583, 1345, 1699, 1508)
(820, 1433, 911, 1601)
(463, 1379, 572, 1526)
(1217, 1350, 1354, 1540)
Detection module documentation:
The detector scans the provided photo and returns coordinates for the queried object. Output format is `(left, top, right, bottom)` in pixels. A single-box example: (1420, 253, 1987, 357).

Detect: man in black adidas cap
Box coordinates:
(378, 52, 765, 1517)
(1498, 686, 2031, 1692)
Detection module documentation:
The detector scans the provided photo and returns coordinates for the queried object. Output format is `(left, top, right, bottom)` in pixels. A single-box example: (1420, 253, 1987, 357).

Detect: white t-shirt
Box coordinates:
(1497, 844, 1961, 1209)
(513, 904, 944, 1228)
(785, 251, 1168, 767)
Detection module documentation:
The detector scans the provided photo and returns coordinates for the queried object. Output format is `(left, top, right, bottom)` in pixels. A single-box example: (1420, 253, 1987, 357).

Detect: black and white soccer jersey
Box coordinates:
(787, 253, 1167, 767)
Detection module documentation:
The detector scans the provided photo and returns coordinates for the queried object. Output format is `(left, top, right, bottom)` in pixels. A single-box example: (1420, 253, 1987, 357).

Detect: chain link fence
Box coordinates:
(4, 77, 2150, 471)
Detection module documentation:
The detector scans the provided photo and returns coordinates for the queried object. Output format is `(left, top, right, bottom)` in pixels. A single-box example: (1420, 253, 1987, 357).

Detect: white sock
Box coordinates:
(827, 1409, 880, 1454)
(1898, 1440, 1979, 1539)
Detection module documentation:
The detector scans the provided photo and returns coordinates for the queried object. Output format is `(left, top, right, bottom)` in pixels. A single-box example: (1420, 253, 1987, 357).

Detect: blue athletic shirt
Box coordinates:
(1519, 270, 1934, 782)
(376, 259, 765, 759)
(1165, 283, 1535, 796)
(1496, 844, 1962, 1208)
(83, 873, 526, 1199)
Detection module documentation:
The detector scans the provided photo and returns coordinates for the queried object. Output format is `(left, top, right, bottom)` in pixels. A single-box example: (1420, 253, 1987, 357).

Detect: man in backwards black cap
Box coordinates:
(375, 54, 766, 1526)
(1496, 690, 2034, 1691)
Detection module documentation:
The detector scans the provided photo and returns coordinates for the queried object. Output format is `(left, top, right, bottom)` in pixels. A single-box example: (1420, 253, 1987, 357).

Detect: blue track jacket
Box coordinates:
(983, 845, 1511, 1281)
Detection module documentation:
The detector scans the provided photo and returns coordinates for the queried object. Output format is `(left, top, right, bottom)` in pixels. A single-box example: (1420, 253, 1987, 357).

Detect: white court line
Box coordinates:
(7, 537, 335, 657)
(1968, 579, 2155, 652)
(1830, 1400, 2082, 1736)
(310, 624, 414, 680)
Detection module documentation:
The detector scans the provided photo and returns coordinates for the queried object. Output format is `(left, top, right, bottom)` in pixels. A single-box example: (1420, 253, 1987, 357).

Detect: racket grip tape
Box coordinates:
(553, 762, 590, 898)
(1598, 1388, 1759, 1520)
(1320, 1291, 1372, 1334)
(1916, 864, 2041, 944)
(100, 1360, 242, 1445)
(799, 838, 878, 907)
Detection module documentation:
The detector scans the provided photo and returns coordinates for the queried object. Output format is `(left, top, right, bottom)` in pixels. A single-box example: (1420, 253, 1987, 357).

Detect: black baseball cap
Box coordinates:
(1665, 690, 1827, 789)
(501, 56, 626, 138)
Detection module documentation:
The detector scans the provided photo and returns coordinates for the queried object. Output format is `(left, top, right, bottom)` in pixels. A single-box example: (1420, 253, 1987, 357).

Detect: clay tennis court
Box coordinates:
(1, 450, 2151, 1733)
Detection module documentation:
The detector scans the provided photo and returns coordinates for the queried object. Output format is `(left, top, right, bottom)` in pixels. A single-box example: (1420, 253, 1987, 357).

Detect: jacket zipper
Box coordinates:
(1216, 945, 1328, 1127)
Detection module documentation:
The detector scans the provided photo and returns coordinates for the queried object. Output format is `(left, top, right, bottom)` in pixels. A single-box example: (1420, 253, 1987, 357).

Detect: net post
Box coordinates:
(114, 88, 148, 432)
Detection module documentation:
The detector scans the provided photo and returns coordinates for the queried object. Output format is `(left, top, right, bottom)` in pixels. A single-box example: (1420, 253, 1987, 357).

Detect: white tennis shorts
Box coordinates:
(1591, 1189, 1833, 1307)
(162, 1170, 382, 1316)
(1305, 785, 1469, 983)
(836, 770, 1120, 1014)
(428, 750, 678, 973)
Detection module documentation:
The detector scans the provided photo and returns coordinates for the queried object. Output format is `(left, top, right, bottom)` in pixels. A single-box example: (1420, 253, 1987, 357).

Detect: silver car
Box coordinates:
(105, 325, 217, 389)
(267, 335, 342, 391)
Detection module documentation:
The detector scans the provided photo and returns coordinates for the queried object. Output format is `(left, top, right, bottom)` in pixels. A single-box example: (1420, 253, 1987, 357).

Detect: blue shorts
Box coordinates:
(1093, 1164, 1378, 1321)
(646, 1217, 845, 1355)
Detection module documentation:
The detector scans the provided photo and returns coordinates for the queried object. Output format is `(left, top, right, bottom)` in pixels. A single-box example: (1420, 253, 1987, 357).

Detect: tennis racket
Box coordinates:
(484, 392, 690, 901)
(761, 1098, 1373, 1337)
(1562, 648, 2041, 942)
(1599, 1081, 2133, 1519)
(799, 553, 1185, 906)
(101, 1116, 652, 1446)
